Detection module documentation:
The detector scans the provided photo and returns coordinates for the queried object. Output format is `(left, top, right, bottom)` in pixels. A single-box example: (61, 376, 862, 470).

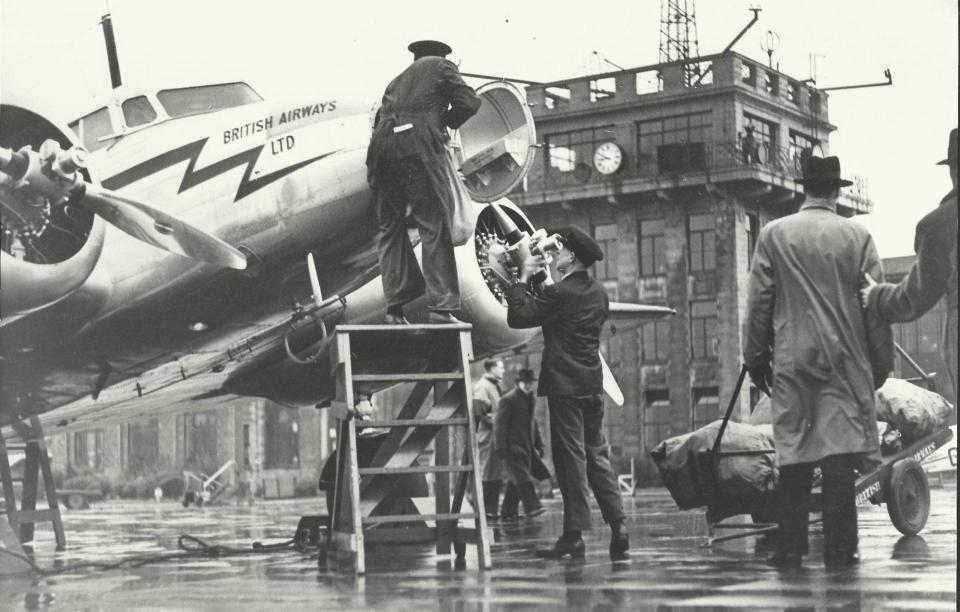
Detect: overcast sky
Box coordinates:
(2, 0, 957, 258)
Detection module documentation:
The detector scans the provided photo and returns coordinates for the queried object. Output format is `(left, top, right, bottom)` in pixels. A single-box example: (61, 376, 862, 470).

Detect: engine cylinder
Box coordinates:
(0, 99, 105, 316)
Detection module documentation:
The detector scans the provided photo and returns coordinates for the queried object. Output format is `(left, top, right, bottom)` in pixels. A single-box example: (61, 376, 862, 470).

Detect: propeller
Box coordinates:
(600, 352, 625, 406)
(0, 142, 247, 270)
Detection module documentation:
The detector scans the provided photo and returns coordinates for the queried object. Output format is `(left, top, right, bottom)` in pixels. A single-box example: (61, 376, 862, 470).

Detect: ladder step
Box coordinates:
(357, 418, 468, 428)
(351, 373, 464, 382)
(338, 324, 471, 332)
(363, 512, 477, 525)
(358, 465, 473, 476)
(7, 508, 59, 524)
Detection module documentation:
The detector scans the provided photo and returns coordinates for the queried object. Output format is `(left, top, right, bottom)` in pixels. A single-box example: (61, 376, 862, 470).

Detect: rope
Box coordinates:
(0, 534, 301, 576)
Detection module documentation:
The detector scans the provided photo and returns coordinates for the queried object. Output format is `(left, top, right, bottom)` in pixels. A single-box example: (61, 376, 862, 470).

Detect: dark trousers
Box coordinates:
(548, 394, 624, 531)
(501, 482, 542, 517)
(776, 454, 859, 558)
(375, 156, 459, 312)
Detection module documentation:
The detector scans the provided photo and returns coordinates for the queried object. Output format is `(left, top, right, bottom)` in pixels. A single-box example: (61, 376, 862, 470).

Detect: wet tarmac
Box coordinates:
(0, 486, 955, 611)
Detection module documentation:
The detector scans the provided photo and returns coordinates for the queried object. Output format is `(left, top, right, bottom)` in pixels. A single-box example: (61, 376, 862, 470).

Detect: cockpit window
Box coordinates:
(68, 107, 113, 152)
(122, 96, 158, 128)
(157, 82, 262, 118)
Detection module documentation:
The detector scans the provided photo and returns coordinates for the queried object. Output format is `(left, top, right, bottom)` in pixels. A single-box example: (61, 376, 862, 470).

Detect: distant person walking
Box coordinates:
(495, 369, 547, 520)
(473, 359, 505, 519)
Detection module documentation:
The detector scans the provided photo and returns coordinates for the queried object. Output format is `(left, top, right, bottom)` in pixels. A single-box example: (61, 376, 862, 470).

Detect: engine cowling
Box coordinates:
(0, 97, 106, 317)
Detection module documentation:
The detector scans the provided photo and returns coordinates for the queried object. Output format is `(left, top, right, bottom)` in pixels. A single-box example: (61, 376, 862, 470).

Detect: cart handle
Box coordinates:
(711, 364, 750, 460)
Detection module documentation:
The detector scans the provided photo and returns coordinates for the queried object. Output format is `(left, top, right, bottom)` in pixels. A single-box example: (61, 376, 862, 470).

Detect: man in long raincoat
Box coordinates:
(744, 156, 894, 569)
(366, 40, 481, 325)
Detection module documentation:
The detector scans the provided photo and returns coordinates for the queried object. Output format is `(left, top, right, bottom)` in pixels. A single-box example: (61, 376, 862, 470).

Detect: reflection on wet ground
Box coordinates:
(0, 487, 955, 611)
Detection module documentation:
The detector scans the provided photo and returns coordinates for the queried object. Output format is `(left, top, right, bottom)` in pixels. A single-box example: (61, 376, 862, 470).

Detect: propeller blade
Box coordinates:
(600, 351, 624, 407)
(80, 184, 247, 270)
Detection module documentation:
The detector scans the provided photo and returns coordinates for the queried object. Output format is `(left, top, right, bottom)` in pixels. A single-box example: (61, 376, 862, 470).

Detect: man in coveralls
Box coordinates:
(744, 156, 893, 569)
(366, 40, 481, 324)
(505, 226, 629, 560)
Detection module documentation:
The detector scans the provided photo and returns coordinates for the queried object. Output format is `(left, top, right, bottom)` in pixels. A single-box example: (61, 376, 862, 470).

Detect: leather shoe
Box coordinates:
(609, 531, 629, 560)
(766, 552, 802, 569)
(535, 536, 585, 559)
(426, 311, 465, 325)
(384, 313, 410, 325)
(824, 552, 860, 569)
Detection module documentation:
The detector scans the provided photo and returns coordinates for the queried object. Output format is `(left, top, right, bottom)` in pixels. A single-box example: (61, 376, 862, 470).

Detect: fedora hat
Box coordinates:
(407, 40, 452, 58)
(936, 127, 957, 166)
(515, 369, 537, 383)
(796, 155, 853, 187)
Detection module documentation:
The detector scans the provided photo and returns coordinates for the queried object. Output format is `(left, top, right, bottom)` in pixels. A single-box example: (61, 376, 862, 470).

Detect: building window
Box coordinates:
(786, 81, 801, 105)
(72, 430, 103, 470)
(126, 418, 159, 474)
(693, 387, 720, 430)
(743, 114, 777, 162)
(589, 77, 616, 102)
(592, 223, 619, 299)
(745, 213, 759, 269)
(184, 410, 218, 473)
(544, 126, 615, 186)
(690, 299, 718, 359)
(764, 72, 779, 95)
(636, 111, 712, 175)
(68, 107, 114, 152)
(639, 218, 666, 277)
(688, 213, 716, 272)
(543, 86, 571, 110)
(789, 130, 819, 175)
(644, 389, 671, 450)
(265, 408, 300, 469)
(740, 62, 756, 85)
(640, 320, 670, 363)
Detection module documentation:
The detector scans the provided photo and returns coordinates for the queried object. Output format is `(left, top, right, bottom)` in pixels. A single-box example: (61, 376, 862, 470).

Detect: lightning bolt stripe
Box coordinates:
(101, 138, 338, 202)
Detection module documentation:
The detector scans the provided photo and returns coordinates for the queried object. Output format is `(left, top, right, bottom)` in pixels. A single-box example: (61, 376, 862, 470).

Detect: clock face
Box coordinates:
(594, 142, 624, 175)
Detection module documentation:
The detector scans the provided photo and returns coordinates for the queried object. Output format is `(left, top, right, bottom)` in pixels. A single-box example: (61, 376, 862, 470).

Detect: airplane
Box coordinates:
(0, 16, 673, 443)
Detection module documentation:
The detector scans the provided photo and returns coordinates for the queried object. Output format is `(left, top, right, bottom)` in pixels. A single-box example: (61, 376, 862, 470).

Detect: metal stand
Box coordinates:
(324, 324, 491, 574)
(0, 416, 66, 550)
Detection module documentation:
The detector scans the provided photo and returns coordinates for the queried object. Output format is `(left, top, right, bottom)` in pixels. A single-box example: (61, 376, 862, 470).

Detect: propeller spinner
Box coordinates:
(0, 141, 247, 270)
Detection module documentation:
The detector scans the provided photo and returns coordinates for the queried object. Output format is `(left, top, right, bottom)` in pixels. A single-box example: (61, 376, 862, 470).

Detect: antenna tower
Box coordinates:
(659, 0, 701, 86)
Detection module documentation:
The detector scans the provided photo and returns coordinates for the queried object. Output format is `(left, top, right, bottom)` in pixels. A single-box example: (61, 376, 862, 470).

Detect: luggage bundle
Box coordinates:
(875, 378, 954, 443)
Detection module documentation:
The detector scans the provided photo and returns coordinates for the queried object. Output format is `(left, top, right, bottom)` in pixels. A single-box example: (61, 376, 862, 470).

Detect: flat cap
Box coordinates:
(408, 40, 452, 58)
(515, 368, 537, 383)
(553, 225, 604, 267)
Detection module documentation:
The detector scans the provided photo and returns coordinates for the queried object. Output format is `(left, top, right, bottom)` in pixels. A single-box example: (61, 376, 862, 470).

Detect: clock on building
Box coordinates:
(593, 142, 624, 175)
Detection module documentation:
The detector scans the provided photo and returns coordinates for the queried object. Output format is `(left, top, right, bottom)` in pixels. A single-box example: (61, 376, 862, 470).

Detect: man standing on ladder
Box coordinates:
(366, 39, 481, 325)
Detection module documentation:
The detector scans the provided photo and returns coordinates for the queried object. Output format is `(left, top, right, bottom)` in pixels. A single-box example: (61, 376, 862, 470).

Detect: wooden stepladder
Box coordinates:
(0, 416, 66, 550)
(326, 323, 491, 574)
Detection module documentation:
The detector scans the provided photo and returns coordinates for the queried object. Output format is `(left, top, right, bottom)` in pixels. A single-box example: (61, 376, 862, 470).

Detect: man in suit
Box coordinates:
(366, 40, 481, 325)
(744, 156, 893, 569)
(861, 127, 958, 402)
(495, 368, 547, 520)
(472, 358, 505, 519)
(505, 226, 629, 560)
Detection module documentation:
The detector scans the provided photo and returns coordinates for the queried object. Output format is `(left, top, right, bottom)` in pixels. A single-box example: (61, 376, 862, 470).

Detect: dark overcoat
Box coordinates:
(365, 56, 481, 246)
(743, 200, 894, 467)
(505, 271, 609, 397)
(868, 189, 957, 399)
(494, 387, 545, 485)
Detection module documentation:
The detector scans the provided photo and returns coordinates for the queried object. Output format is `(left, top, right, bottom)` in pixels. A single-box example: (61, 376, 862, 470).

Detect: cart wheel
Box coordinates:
(886, 458, 930, 536)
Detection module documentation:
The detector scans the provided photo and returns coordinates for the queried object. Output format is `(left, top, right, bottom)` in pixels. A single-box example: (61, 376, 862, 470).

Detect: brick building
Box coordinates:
(48, 399, 330, 498)
(508, 52, 872, 483)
